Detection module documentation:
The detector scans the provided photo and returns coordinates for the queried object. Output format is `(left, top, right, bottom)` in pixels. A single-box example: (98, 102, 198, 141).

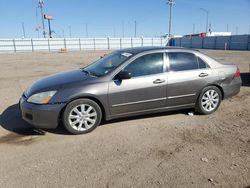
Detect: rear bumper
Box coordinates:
(222, 78, 241, 99)
(19, 96, 65, 129)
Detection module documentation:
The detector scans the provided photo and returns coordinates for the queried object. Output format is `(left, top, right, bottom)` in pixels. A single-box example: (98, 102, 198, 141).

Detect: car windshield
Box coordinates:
(82, 52, 133, 77)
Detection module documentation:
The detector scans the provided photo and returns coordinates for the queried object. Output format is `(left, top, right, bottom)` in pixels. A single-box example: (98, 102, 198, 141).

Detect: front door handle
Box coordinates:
(153, 79, 166, 84)
(199, 73, 208, 77)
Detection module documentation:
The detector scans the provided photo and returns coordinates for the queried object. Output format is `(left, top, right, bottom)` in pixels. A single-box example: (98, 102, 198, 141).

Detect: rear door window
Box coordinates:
(168, 52, 198, 71)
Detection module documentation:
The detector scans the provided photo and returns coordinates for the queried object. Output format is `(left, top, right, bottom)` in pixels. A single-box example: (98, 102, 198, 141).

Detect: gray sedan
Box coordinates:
(20, 47, 241, 134)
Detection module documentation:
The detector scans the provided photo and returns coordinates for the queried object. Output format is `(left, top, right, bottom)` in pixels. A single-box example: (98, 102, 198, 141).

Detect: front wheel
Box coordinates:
(196, 86, 222, 115)
(63, 99, 102, 134)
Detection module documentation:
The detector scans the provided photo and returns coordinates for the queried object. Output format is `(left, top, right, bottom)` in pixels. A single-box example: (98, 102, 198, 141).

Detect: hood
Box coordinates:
(25, 69, 92, 97)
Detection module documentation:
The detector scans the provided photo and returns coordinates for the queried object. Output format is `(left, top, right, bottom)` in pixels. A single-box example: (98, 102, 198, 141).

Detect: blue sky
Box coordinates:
(0, 0, 249, 38)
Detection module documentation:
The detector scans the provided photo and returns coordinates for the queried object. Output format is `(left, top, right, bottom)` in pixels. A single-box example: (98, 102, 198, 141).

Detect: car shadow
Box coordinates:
(0, 103, 191, 136)
(241, 72, 250, 87)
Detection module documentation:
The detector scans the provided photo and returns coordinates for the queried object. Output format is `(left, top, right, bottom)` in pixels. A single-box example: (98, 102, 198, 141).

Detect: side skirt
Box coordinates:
(106, 103, 195, 121)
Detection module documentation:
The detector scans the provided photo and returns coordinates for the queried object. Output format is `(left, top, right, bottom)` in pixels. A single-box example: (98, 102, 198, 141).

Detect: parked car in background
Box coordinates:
(20, 47, 241, 134)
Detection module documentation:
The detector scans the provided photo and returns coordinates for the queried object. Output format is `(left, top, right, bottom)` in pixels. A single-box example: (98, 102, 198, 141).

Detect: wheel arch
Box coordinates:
(58, 95, 107, 125)
(207, 84, 224, 100)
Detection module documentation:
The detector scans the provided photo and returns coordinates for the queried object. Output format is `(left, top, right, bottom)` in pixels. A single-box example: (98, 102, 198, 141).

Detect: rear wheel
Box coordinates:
(197, 86, 222, 115)
(63, 99, 102, 134)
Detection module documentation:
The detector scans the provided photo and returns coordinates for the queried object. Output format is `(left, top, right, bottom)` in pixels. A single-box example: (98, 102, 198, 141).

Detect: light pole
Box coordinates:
(21, 22, 26, 38)
(134, 20, 137, 37)
(167, 0, 175, 38)
(38, 0, 46, 38)
(200, 8, 209, 33)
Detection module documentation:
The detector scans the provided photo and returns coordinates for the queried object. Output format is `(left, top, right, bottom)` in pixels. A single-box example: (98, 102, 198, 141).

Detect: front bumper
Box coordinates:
(19, 95, 66, 129)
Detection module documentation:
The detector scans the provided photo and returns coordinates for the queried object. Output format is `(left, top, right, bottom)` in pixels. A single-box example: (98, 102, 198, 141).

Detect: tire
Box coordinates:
(196, 86, 222, 115)
(63, 99, 102, 134)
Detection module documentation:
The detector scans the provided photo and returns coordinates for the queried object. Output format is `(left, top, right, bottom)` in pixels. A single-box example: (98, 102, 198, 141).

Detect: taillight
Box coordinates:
(234, 67, 241, 78)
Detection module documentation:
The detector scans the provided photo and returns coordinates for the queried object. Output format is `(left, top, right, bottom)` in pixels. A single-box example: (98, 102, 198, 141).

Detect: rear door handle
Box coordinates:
(199, 73, 208, 77)
(153, 79, 166, 84)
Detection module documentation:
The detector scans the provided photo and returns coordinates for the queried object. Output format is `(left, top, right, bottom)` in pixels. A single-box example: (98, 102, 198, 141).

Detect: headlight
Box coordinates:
(27, 91, 57, 104)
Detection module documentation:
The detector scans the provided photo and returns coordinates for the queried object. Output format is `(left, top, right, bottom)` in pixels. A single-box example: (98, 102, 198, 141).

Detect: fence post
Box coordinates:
(141, 37, 144, 47)
(48, 39, 50, 51)
(131, 38, 133, 48)
(13, 39, 16, 52)
(64, 38, 67, 49)
(248, 35, 250, 50)
(214, 36, 217, 49)
(79, 38, 82, 51)
(201, 37, 204, 49)
(107, 37, 110, 50)
(229, 36, 232, 50)
(120, 38, 122, 49)
(31, 39, 34, 52)
(93, 38, 96, 50)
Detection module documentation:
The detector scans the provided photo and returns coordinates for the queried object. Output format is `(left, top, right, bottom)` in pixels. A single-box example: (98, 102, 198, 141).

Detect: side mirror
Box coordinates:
(116, 71, 131, 80)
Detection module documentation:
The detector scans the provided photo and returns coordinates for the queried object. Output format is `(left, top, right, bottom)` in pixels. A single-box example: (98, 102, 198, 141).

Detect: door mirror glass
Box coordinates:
(116, 71, 131, 80)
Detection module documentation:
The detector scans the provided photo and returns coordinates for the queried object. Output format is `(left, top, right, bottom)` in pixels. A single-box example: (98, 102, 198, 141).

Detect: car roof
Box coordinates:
(118, 46, 187, 54)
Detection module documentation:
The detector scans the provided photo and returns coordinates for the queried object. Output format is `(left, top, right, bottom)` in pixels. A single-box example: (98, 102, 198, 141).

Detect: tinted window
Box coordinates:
(84, 52, 133, 77)
(123, 53, 163, 77)
(169, 52, 198, 71)
(198, 57, 209, 69)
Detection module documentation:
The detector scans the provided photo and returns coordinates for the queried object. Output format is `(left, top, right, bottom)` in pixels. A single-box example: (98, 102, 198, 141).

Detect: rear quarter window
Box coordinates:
(198, 57, 210, 69)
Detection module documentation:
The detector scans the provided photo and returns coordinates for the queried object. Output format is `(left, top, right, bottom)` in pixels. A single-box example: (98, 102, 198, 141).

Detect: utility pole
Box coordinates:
(113, 26, 116, 37)
(85, 24, 89, 38)
(134, 20, 137, 37)
(21, 22, 26, 38)
(200, 8, 209, 33)
(69, 26, 72, 38)
(167, 0, 175, 38)
(62, 29, 65, 38)
(122, 21, 125, 38)
(38, 0, 46, 38)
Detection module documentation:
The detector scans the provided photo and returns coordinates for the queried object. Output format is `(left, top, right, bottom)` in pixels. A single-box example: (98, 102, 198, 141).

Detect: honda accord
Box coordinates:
(20, 47, 241, 134)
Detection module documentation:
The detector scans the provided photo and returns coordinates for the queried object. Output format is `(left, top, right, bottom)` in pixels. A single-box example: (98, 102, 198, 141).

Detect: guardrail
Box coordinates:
(170, 35, 250, 50)
(0, 37, 166, 53)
